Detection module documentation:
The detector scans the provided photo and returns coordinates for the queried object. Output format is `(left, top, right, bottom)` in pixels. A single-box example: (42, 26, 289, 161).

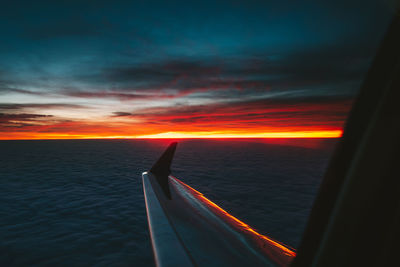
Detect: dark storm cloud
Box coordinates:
(99, 61, 240, 92)
(112, 112, 133, 117)
(0, 113, 54, 127)
(231, 45, 373, 90)
(70, 41, 372, 99)
(104, 60, 220, 83)
(0, 113, 52, 119)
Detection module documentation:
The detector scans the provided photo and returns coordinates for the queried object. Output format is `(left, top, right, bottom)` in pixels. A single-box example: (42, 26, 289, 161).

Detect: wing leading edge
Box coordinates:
(143, 143, 295, 267)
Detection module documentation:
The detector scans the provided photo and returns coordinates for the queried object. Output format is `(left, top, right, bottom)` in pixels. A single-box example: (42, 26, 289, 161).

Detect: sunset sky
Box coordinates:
(0, 0, 394, 139)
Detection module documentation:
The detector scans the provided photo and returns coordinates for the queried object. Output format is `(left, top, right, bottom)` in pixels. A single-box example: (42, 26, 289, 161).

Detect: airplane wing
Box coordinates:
(142, 142, 296, 267)
(143, 13, 400, 267)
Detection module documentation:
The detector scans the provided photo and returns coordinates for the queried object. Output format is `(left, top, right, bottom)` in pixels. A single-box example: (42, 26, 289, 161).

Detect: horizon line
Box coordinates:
(0, 130, 343, 140)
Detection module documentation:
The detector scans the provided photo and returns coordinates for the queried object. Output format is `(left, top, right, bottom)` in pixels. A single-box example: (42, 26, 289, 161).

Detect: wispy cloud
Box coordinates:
(0, 113, 53, 128)
(113, 95, 353, 131)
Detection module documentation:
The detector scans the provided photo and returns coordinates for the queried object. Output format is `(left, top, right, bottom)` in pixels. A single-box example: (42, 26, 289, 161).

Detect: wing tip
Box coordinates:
(149, 142, 178, 199)
(150, 142, 177, 176)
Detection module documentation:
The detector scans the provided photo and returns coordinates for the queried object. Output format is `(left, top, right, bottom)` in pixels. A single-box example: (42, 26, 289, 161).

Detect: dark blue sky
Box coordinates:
(0, 0, 395, 138)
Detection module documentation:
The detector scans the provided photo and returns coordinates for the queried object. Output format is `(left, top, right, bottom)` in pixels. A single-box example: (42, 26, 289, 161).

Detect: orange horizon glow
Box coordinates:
(136, 130, 342, 139)
(0, 129, 342, 140)
(0, 93, 351, 141)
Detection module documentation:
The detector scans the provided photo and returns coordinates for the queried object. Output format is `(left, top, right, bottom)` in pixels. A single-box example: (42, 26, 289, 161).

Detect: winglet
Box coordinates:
(150, 142, 177, 199)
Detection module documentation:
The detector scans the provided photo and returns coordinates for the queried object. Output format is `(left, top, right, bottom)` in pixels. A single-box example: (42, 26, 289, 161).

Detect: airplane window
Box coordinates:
(0, 0, 396, 266)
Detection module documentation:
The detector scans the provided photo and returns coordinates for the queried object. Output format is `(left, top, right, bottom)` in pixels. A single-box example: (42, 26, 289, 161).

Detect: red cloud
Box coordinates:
(0, 96, 352, 139)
